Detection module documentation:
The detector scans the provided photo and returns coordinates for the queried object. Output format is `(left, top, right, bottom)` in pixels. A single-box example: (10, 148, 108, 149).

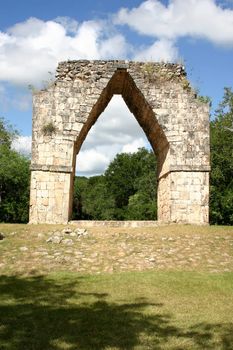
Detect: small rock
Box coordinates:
(37, 233, 44, 238)
(63, 256, 72, 262)
(53, 231, 62, 236)
(75, 228, 87, 235)
(0, 232, 5, 240)
(62, 238, 74, 245)
(148, 257, 156, 262)
(20, 246, 28, 252)
(75, 228, 88, 236)
(70, 231, 77, 237)
(10, 232, 16, 236)
(46, 236, 62, 244)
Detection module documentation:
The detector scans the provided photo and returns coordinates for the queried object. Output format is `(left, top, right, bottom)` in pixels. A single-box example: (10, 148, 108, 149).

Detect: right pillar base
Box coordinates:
(158, 171, 209, 224)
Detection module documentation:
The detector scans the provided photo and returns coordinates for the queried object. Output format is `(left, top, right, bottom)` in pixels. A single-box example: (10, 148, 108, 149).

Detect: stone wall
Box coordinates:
(29, 60, 210, 224)
(158, 171, 209, 224)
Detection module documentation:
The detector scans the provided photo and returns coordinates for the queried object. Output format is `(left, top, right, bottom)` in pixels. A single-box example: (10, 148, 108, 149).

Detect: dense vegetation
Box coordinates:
(0, 118, 30, 222)
(0, 88, 232, 224)
(209, 88, 233, 225)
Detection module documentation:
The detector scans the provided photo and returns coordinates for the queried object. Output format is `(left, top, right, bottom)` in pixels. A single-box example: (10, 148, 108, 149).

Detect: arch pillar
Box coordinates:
(30, 138, 76, 224)
(157, 170, 209, 224)
(30, 168, 74, 224)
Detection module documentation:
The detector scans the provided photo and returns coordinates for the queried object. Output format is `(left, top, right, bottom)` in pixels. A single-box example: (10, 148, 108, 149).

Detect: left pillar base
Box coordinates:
(29, 170, 72, 224)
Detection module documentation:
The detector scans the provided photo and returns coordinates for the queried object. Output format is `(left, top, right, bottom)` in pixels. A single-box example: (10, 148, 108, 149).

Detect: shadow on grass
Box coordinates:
(0, 274, 232, 349)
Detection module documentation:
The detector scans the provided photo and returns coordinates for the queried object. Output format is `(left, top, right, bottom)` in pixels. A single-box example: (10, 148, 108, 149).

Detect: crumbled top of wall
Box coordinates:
(55, 60, 187, 83)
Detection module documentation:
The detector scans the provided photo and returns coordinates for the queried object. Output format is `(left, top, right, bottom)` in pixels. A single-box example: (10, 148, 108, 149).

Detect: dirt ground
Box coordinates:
(0, 224, 233, 275)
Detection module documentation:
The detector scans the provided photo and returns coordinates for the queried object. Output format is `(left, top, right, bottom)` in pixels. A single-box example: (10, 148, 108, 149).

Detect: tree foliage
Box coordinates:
(210, 88, 233, 225)
(0, 118, 30, 223)
(72, 175, 115, 220)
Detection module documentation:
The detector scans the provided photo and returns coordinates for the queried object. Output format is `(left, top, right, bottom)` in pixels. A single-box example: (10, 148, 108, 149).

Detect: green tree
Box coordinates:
(126, 172, 157, 220)
(105, 148, 157, 219)
(210, 88, 233, 225)
(73, 175, 115, 220)
(72, 176, 89, 220)
(0, 118, 30, 223)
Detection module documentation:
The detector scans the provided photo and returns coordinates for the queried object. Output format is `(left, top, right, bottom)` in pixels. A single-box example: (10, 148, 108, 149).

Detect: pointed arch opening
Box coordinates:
(75, 69, 168, 158)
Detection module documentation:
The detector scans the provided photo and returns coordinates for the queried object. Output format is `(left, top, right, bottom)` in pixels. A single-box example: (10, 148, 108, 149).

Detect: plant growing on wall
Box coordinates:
(42, 121, 56, 136)
(141, 63, 157, 82)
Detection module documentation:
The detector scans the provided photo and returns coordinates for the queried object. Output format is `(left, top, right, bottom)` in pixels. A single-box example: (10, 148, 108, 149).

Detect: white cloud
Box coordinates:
(76, 149, 110, 175)
(115, 0, 233, 47)
(0, 17, 128, 86)
(12, 136, 32, 155)
(122, 138, 147, 153)
(134, 38, 178, 61)
(55, 16, 79, 34)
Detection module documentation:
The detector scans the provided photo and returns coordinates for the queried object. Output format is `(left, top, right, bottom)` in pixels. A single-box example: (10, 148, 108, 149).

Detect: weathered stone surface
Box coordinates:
(46, 228, 89, 245)
(19, 246, 28, 252)
(62, 238, 74, 246)
(29, 60, 210, 225)
(47, 235, 63, 244)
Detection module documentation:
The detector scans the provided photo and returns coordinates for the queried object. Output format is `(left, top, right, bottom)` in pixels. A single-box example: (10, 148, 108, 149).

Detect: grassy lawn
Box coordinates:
(0, 224, 233, 349)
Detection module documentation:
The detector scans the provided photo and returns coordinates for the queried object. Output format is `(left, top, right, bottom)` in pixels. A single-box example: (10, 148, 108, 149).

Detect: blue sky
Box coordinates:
(0, 0, 233, 175)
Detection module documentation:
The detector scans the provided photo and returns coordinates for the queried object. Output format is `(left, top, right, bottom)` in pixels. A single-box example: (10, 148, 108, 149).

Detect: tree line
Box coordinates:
(0, 88, 232, 224)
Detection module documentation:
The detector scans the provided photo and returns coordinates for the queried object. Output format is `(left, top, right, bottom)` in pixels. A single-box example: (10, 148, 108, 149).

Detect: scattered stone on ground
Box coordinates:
(19, 246, 28, 252)
(62, 239, 74, 246)
(0, 226, 233, 275)
(46, 228, 88, 244)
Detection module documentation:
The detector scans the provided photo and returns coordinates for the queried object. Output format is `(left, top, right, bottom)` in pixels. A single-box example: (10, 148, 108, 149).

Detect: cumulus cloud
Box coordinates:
(55, 16, 79, 34)
(76, 96, 149, 176)
(0, 17, 128, 86)
(115, 0, 233, 47)
(12, 135, 32, 155)
(134, 38, 178, 61)
(76, 149, 110, 176)
(122, 138, 147, 153)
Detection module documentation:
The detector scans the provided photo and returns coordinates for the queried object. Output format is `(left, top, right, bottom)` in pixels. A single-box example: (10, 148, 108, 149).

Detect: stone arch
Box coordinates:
(29, 60, 210, 224)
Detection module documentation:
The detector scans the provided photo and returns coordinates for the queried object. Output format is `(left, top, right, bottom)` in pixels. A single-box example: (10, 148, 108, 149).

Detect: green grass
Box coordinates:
(0, 224, 233, 349)
(0, 270, 233, 349)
